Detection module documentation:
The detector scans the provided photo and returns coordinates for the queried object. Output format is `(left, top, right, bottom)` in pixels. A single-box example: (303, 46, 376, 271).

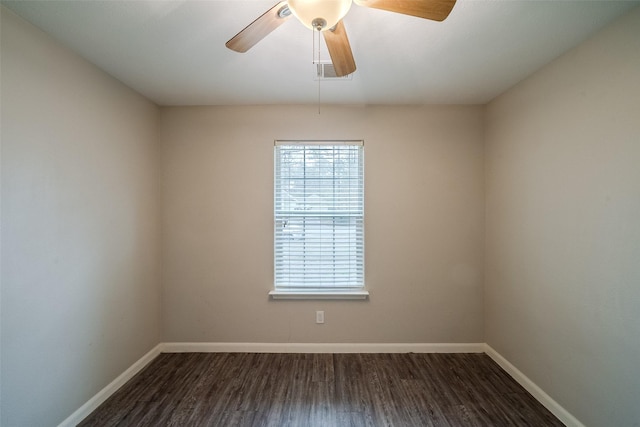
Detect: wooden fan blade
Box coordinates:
(226, 2, 292, 52)
(323, 21, 357, 77)
(354, 0, 456, 22)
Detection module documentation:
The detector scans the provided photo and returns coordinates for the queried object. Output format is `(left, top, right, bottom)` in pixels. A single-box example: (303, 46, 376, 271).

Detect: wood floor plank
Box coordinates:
(79, 352, 565, 426)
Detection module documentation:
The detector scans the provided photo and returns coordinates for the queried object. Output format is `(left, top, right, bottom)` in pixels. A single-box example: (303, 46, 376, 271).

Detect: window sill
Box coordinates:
(269, 290, 369, 300)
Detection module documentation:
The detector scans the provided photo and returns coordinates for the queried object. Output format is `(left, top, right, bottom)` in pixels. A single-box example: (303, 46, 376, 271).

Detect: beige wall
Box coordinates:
(160, 105, 485, 343)
(485, 7, 640, 427)
(1, 8, 161, 426)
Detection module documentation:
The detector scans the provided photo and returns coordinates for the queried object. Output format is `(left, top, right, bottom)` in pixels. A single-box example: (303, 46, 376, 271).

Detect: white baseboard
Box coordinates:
(57, 343, 163, 427)
(484, 344, 585, 427)
(162, 342, 486, 353)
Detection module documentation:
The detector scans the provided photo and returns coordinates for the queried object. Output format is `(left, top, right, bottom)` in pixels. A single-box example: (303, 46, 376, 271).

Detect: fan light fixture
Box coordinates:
(225, 0, 457, 78)
(287, 0, 353, 31)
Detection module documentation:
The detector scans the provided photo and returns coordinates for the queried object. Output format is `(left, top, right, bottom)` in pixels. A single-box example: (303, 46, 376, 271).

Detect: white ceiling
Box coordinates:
(3, 0, 638, 106)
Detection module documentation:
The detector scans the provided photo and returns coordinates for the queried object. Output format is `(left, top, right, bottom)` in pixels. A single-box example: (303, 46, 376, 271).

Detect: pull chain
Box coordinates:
(312, 25, 316, 64)
(312, 29, 322, 114)
(317, 28, 321, 114)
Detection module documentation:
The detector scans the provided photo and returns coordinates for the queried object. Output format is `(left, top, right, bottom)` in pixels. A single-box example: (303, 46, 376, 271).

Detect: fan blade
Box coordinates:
(226, 2, 292, 52)
(323, 21, 356, 77)
(354, 0, 456, 22)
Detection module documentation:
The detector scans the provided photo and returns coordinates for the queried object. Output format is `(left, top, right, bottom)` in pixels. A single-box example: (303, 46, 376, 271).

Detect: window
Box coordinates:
(271, 141, 367, 299)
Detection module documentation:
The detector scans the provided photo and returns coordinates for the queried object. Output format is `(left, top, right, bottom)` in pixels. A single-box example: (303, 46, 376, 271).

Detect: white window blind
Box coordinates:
(274, 141, 364, 293)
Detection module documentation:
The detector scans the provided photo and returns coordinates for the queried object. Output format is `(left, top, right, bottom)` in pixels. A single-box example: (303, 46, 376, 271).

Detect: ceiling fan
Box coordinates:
(226, 0, 457, 77)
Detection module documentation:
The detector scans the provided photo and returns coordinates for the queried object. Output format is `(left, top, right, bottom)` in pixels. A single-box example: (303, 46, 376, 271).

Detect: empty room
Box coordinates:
(1, 1, 639, 426)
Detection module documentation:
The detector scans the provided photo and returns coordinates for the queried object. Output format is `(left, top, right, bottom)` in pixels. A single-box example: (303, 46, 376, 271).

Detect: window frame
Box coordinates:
(270, 140, 368, 300)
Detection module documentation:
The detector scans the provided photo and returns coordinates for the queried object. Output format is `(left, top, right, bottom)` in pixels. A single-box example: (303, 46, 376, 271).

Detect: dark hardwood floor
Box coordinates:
(78, 352, 564, 426)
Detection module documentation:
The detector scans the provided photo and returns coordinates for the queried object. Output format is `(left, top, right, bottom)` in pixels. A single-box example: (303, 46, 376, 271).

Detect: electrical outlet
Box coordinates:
(316, 310, 325, 324)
